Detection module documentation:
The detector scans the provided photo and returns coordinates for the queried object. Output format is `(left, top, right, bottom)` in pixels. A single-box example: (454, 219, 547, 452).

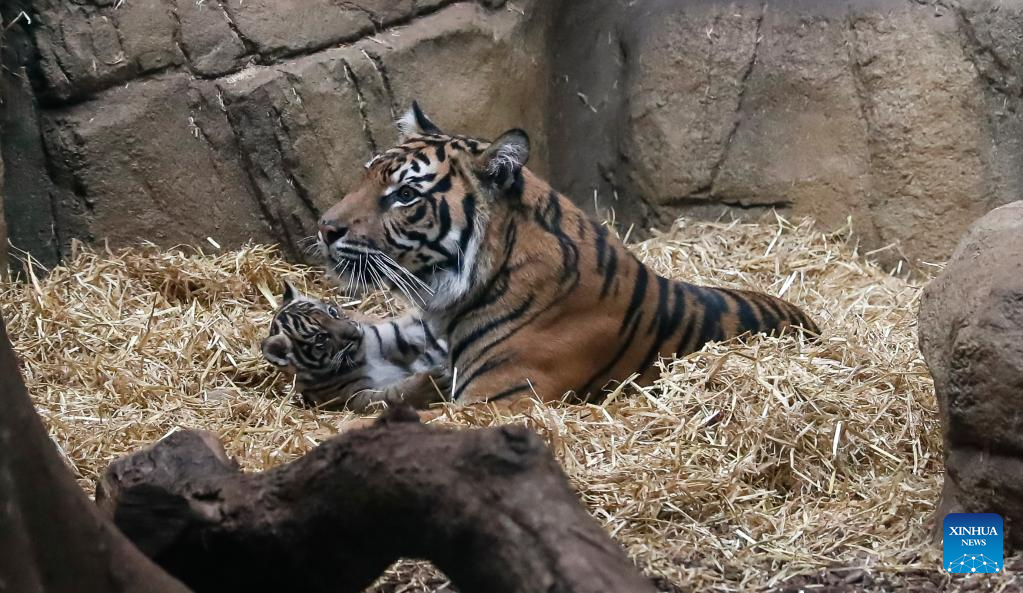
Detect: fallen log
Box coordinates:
(97, 407, 658, 593)
(0, 315, 193, 593)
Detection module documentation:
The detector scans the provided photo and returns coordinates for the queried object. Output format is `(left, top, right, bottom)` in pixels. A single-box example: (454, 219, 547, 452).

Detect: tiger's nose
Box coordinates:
(318, 221, 348, 246)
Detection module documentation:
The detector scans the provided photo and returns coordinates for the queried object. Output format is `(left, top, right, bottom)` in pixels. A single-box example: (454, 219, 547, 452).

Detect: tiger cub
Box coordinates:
(260, 282, 449, 411)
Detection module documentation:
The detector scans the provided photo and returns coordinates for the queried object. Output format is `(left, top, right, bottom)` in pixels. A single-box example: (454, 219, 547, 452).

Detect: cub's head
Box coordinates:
(316, 101, 530, 308)
(260, 282, 363, 378)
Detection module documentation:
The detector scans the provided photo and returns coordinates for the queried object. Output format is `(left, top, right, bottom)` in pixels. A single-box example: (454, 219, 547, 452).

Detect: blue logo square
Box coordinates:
(943, 513, 1003, 573)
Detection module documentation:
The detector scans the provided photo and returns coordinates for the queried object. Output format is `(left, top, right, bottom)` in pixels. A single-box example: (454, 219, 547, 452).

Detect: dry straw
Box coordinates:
(1, 216, 1017, 591)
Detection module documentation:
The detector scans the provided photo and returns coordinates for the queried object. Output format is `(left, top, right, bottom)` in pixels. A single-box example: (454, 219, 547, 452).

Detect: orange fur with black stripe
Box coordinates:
(316, 102, 818, 409)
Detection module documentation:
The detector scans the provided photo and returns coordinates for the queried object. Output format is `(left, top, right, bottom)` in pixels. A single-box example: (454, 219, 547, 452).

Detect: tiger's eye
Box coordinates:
(397, 186, 416, 201)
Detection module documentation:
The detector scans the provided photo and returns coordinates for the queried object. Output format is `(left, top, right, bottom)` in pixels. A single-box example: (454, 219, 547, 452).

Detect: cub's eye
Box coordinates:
(394, 186, 420, 206)
(326, 306, 340, 319)
(314, 333, 329, 345)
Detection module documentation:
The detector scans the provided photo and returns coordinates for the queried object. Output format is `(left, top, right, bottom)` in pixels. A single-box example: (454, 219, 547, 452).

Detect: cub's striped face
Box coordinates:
(260, 284, 362, 377)
(317, 101, 530, 308)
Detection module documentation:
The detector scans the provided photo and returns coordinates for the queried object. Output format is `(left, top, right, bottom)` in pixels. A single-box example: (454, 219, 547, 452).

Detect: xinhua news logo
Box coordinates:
(943, 513, 1003, 573)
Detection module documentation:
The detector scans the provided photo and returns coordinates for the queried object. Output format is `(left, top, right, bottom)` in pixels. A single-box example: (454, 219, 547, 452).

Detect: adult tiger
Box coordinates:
(261, 282, 449, 411)
(316, 102, 818, 410)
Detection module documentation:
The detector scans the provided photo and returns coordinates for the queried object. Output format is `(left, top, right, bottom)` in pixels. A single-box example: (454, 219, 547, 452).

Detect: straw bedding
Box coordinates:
(2, 216, 1018, 592)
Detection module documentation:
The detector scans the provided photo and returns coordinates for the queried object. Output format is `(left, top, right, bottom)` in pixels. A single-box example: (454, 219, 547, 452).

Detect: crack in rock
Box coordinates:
(214, 0, 260, 57)
(342, 58, 380, 154)
(707, 0, 765, 196)
(359, 47, 398, 122)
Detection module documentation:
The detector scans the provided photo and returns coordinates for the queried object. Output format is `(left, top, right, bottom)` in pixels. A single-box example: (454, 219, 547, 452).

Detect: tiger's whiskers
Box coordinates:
(379, 253, 433, 294)
(373, 255, 420, 305)
(372, 254, 429, 306)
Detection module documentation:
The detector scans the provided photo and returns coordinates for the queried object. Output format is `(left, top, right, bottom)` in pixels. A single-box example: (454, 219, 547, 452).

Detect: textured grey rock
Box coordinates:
(111, 0, 183, 73)
(919, 200, 1023, 550)
(622, 0, 762, 206)
(0, 62, 61, 268)
(25, 0, 459, 101)
(359, 2, 551, 174)
(546, 0, 1022, 262)
(41, 74, 274, 251)
(848, 1, 989, 265)
(214, 47, 392, 253)
(713, 1, 876, 240)
(220, 0, 373, 59)
(32, 2, 137, 101)
(171, 0, 249, 77)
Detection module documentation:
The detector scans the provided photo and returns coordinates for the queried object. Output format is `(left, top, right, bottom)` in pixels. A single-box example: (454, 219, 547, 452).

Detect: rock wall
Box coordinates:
(2, 0, 551, 265)
(547, 0, 1023, 263)
(3, 0, 1023, 267)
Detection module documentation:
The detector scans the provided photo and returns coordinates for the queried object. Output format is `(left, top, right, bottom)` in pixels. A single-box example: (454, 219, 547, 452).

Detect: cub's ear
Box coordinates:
(476, 129, 530, 188)
(281, 280, 300, 306)
(396, 100, 442, 138)
(261, 335, 292, 367)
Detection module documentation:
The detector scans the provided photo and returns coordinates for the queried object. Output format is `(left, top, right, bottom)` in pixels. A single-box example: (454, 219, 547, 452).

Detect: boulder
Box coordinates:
(712, 0, 877, 241)
(919, 200, 1023, 549)
(31, 0, 184, 102)
(621, 0, 763, 208)
(31, 1, 138, 102)
(847, 0, 989, 265)
(111, 0, 183, 73)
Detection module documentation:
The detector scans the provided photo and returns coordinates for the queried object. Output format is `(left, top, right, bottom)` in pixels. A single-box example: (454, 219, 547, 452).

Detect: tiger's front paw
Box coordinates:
(424, 368, 453, 401)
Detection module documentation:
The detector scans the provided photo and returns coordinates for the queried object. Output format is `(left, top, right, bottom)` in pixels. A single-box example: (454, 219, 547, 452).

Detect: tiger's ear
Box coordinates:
(476, 129, 530, 188)
(396, 100, 442, 138)
(281, 281, 300, 306)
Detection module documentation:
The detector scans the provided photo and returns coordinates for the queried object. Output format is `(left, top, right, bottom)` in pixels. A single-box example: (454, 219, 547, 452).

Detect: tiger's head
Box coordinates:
(317, 101, 530, 311)
(260, 282, 363, 381)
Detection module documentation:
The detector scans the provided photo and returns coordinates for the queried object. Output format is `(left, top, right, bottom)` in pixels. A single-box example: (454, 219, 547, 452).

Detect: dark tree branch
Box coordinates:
(97, 408, 657, 593)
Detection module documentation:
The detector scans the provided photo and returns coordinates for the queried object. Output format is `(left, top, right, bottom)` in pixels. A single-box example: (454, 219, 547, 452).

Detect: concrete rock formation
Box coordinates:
(3, 0, 1023, 267)
(919, 200, 1023, 550)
